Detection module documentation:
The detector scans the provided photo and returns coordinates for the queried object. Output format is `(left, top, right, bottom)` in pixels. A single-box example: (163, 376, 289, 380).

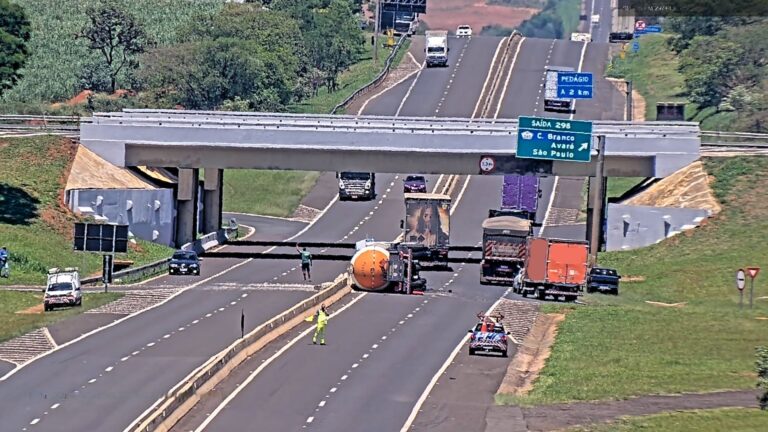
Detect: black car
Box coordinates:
(587, 267, 620, 295)
(403, 175, 427, 193)
(169, 250, 201, 276)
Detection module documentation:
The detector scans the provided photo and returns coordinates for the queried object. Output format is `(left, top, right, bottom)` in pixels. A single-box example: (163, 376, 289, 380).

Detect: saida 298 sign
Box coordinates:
(516, 116, 593, 162)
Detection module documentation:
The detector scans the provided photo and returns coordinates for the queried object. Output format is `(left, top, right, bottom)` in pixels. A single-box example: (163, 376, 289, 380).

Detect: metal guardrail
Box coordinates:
(81, 226, 238, 286)
(330, 33, 409, 115)
(131, 274, 350, 432)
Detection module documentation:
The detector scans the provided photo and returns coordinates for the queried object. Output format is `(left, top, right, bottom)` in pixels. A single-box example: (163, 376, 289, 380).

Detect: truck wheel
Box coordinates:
(536, 289, 546, 300)
(565, 295, 577, 302)
(479, 277, 489, 285)
(587, 286, 595, 294)
(502, 348, 508, 358)
(469, 348, 475, 356)
(611, 288, 619, 296)
(521, 289, 528, 298)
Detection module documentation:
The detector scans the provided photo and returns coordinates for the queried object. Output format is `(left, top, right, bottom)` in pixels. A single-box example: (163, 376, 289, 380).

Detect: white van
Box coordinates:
(44, 268, 82, 311)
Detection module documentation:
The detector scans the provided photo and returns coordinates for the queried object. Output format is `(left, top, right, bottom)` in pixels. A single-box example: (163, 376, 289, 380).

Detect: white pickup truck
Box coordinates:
(44, 267, 82, 311)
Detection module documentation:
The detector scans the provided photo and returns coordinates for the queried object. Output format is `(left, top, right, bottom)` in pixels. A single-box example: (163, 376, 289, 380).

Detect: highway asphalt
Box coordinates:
(0, 8, 629, 430)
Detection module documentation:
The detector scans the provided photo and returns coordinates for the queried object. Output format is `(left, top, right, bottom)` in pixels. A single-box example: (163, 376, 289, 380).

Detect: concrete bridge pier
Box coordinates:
(203, 169, 223, 234)
(175, 168, 199, 247)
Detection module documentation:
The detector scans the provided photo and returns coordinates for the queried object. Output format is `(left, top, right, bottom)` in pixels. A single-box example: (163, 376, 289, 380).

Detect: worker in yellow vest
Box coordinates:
(313, 304, 329, 345)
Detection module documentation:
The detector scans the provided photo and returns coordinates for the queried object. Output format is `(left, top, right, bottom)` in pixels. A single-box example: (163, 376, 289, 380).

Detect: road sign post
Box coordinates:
(517, 116, 593, 162)
(102, 254, 113, 293)
(736, 269, 746, 310)
(746, 267, 760, 309)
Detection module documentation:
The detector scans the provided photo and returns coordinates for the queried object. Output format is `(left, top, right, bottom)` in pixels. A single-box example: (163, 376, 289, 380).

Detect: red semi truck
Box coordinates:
(515, 237, 589, 302)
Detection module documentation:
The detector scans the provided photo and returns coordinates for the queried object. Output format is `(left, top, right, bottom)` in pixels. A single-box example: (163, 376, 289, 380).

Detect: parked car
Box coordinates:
(169, 250, 201, 275)
(468, 313, 509, 357)
(587, 267, 620, 295)
(456, 25, 472, 37)
(403, 175, 427, 193)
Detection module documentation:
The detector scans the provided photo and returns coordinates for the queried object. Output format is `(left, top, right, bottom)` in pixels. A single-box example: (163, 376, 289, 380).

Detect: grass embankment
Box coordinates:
(500, 157, 768, 405)
(607, 34, 733, 129)
(567, 408, 768, 432)
(607, 177, 644, 200)
(0, 136, 172, 286)
(223, 37, 411, 217)
(0, 291, 122, 343)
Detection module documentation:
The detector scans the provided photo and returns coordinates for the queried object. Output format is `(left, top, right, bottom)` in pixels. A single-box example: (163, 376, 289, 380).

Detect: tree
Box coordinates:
(306, 0, 365, 92)
(77, 1, 148, 93)
(0, 0, 31, 93)
(678, 35, 743, 109)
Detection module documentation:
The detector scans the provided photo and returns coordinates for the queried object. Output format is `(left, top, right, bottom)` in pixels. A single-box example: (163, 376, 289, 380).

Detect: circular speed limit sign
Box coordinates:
(479, 156, 496, 173)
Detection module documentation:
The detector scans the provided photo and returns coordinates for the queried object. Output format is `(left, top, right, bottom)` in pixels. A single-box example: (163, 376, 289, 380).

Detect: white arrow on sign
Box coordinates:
(578, 143, 589, 151)
(736, 269, 746, 291)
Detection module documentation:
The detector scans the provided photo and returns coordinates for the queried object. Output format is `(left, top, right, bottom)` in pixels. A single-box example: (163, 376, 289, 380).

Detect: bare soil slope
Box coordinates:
(624, 161, 721, 214)
(422, 0, 537, 33)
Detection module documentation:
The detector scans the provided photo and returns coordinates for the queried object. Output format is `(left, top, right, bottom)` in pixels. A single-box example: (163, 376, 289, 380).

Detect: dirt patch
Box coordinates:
(623, 161, 722, 214)
(497, 313, 565, 396)
(622, 275, 646, 283)
(65, 145, 156, 190)
(17, 303, 44, 314)
(422, 0, 538, 33)
(645, 300, 687, 308)
(606, 79, 646, 121)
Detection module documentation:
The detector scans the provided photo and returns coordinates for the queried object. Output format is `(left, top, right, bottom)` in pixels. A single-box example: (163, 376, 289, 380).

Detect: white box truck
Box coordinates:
(425, 30, 448, 68)
(44, 267, 82, 311)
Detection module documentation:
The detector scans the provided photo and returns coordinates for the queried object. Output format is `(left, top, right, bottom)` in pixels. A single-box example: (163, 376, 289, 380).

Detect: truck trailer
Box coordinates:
(501, 174, 540, 220)
(517, 237, 589, 301)
(480, 215, 533, 285)
(544, 66, 575, 113)
(402, 193, 451, 267)
(425, 30, 448, 67)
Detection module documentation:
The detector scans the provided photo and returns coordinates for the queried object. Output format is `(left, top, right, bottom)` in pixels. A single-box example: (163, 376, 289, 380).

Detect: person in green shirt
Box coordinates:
(296, 243, 313, 281)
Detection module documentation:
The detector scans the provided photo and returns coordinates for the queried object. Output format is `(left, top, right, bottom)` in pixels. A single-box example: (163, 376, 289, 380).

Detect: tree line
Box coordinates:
(668, 17, 768, 131)
(1, 0, 367, 112)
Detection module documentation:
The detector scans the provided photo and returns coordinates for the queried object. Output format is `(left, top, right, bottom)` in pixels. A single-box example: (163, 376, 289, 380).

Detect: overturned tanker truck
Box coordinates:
(347, 239, 427, 293)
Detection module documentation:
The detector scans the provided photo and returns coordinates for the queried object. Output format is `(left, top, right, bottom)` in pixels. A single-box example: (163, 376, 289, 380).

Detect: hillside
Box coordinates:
(0, 136, 171, 286)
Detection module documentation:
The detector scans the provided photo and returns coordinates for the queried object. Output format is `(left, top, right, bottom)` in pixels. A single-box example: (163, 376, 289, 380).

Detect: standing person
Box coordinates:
(313, 304, 329, 345)
(296, 243, 313, 281)
(0, 247, 8, 278)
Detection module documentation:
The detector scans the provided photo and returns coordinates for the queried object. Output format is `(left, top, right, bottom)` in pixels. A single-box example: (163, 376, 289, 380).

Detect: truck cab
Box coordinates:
(337, 172, 376, 201)
(425, 30, 448, 67)
(544, 66, 575, 113)
(44, 267, 82, 311)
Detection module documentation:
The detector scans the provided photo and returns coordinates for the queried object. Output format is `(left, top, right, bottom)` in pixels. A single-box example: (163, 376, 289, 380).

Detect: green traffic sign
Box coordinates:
(517, 116, 594, 162)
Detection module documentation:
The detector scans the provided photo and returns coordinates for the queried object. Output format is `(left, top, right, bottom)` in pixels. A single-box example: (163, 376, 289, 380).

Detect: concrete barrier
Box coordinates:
(131, 272, 351, 432)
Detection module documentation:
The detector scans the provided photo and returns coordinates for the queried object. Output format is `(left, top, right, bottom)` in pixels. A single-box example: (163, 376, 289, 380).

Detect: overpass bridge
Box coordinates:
(80, 109, 701, 245)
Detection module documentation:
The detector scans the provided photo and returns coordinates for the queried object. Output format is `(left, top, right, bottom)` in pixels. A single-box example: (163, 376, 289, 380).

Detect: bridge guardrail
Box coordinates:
(81, 226, 238, 286)
(331, 33, 409, 115)
(130, 273, 351, 432)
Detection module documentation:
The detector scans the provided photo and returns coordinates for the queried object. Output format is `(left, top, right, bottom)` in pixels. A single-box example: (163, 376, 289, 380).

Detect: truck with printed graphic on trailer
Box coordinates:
(402, 193, 451, 268)
(516, 237, 589, 302)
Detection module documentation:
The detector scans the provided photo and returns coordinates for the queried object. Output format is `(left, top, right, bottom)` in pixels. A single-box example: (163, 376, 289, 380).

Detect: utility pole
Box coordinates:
(626, 80, 633, 121)
(373, 0, 381, 65)
(588, 135, 606, 266)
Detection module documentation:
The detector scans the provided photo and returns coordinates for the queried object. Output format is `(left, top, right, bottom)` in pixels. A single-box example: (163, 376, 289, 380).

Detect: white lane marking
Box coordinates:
(132, 351, 140, 356)
(569, 40, 589, 121)
(399, 290, 511, 432)
(121, 356, 130, 362)
(357, 52, 423, 115)
(146, 342, 155, 347)
(395, 61, 427, 117)
(493, 37, 526, 120)
(341, 375, 348, 380)
(50, 403, 60, 410)
(307, 417, 314, 423)
(540, 176, 559, 235)
(194, 293, 367, 432)
(30, 419, 40, 425)
(372, 344, 379, 349)
(88, 378, 97, 384)
(318, 400, 326, 407)
(362, 353, 369, 359)
(352, 363, 359, 368)
(105, 366, 113, 372)
(471, 36, 508, 119)
(330, 387, 338, 393)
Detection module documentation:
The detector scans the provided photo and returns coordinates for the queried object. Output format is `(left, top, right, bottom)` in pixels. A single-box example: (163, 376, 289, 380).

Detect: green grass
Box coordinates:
(499, 157, 768, 405)
(3, 0, 225, 104)
(566, 408, 768, 432)
(607, 34, 687, 121)
(224, 37, 412, 216)
(0, 290, 123, 343)
(607, 177, 643, 200)
(223, 170, 321, 217)
(0, 136, 173, 286)
(288, 36, 411, 114)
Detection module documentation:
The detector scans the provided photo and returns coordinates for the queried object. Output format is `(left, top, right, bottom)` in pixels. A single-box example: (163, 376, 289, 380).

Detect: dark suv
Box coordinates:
(169, 250, 201, 276)
(587, 267, 620, 295)
(403, 175, 427, 193)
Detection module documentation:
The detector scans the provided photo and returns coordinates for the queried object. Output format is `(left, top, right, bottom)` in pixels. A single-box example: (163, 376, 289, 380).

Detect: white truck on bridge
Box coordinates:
(425, 30, 448, 68)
